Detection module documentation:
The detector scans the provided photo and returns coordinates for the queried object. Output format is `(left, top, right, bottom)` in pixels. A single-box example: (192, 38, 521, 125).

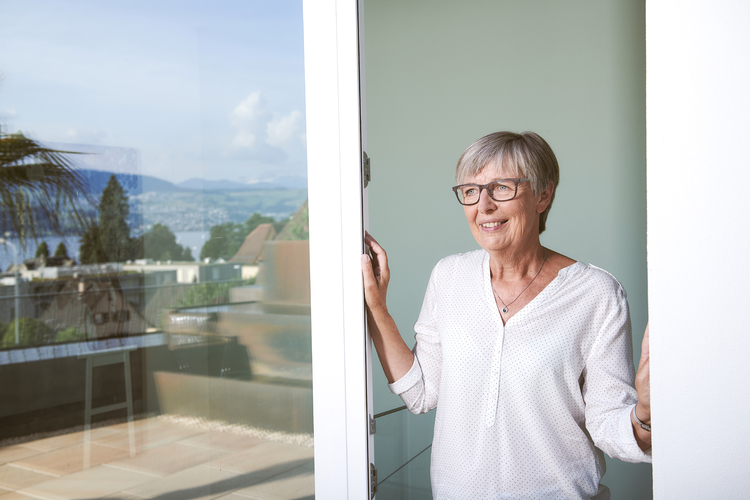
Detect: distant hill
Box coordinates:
(78, 169, 185, 195)
(76, 169, 307, 194)
(176, 178, 274, 191)
(248, 175, 308, 189)
(178, 176, 308, 191)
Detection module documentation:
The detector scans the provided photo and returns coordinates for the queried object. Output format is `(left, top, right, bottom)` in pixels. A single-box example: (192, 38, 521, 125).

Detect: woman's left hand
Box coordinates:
(634, 323, 650, 422)
(632, 322, 651, 452)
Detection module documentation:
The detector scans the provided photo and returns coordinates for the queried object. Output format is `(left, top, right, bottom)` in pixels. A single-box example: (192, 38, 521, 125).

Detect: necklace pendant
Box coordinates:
(502, 307, 508, 313)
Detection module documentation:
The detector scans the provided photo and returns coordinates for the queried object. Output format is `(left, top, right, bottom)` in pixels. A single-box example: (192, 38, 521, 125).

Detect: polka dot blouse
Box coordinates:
(389, 250, 652, 500)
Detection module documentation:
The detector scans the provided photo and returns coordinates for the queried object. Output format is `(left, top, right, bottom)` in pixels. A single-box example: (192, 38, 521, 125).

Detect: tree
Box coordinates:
(244, 212, 283, 236)
(200, 222, 238, 261)
(0, 131, 90, 248)
(79, 223, 107, 264)
(133, 223, 193, 261)
(200, 212, 284, 261)
(53, 241, 69, 259)
(275, 200, 309, 241)
(35, 240, 49, 259)
(98, 175, 132, 262)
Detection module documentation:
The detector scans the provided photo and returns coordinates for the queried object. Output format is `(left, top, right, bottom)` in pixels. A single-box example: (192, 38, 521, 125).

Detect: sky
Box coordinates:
(0, 0, 307, 184)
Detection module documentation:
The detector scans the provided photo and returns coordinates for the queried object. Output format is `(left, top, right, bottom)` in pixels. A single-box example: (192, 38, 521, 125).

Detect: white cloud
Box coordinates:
(266, 110, 301, 147)
(229, 91, 270, 150)
(227, 91, 305, 169)
(230, 92, 266, 127)
(232, 130, 256, 149)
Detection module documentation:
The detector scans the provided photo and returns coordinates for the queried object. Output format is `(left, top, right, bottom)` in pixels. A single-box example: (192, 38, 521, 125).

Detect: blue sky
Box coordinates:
(0, 0, 307, 184)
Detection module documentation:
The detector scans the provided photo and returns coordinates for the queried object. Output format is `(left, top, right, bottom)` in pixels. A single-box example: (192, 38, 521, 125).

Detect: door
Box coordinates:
(303, 0, 374, 498)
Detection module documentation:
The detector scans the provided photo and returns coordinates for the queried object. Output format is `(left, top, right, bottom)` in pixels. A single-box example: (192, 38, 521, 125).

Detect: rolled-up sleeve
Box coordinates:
(582, 285, 652, 463)
(388, 264, 442, 414)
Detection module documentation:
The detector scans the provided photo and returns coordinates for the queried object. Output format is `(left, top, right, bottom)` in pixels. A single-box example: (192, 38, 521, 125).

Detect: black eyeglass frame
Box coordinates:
(451, 178, 530, 205)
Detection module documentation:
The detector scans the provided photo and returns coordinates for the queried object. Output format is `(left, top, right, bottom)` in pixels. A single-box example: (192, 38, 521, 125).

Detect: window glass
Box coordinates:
(0, 2, 313, 498)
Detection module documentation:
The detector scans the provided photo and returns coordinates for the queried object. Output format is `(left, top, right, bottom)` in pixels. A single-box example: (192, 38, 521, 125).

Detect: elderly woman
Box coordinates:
(361, 131, 651, 500)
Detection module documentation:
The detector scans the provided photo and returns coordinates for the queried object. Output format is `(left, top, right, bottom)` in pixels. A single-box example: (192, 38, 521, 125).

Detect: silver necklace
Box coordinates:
(491, 250, 547, 314)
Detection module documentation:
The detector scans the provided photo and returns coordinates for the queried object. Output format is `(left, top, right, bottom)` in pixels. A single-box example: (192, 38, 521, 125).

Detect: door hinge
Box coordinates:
(370, 463, 378, 498)
(369, 415, 376, 435)
(363, 151, 371, 188)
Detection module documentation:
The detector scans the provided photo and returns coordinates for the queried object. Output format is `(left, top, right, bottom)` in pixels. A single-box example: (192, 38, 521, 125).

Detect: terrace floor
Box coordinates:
(0, 416, 314, 500)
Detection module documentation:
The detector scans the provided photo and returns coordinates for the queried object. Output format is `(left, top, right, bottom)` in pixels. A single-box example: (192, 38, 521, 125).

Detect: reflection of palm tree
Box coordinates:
(0, 130, 90, 248)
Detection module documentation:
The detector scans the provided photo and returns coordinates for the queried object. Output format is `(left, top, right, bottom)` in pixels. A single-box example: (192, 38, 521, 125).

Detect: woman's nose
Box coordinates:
(478, 188, 497, 212)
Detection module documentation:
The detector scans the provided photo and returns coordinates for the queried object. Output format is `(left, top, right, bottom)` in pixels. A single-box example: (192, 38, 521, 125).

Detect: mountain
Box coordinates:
(247, 175, 308, 189)
(177, 178, 258, 191)
(78, 169, 184, 195)
(178, 176, 308, 191)
(75, 169, 308, 195)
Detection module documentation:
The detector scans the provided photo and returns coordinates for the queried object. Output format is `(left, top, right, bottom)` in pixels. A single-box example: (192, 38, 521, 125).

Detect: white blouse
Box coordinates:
(389, 250, 651, 500)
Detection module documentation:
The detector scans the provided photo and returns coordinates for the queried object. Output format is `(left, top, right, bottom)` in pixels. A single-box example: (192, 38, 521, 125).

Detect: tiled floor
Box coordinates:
(0, 417, 314, 500)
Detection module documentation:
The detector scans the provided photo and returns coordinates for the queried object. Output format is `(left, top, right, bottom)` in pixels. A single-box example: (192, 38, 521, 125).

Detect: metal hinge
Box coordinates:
(369, 415, 376, 435)
(370, 463, 378, 498)
(363, 151, 371, 188)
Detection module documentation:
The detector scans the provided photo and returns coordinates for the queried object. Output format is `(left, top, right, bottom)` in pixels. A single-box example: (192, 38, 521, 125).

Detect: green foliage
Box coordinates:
(0, 131, 90, 248)
(177, 279, 253, 308)
(200, 212, 282, 261)
(35, 240, 49, 259)
(199, 222, 237, 261)
(133, 223, 193, 262)
(53, 241, 69, 259)
(78, 175, 137, 264)
(2, 318, 54, 347)
(241, 212, 284, 235)
(99, 175, 132, 262)
(277, 206, 309, 241)
(55, 326, 86, 343)
(79, 223, 107, 264)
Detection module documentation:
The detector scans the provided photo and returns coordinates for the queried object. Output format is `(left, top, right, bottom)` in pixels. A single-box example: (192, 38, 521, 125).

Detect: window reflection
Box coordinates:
(0, 2, 313, 498)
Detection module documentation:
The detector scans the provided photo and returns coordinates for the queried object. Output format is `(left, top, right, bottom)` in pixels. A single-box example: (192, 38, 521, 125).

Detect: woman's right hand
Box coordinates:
(361, 232, 390, 315)
(360, 232, 414, 382)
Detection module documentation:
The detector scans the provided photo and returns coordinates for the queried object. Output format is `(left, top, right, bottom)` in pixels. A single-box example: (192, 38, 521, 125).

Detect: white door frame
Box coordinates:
(304, 0, 374, 498)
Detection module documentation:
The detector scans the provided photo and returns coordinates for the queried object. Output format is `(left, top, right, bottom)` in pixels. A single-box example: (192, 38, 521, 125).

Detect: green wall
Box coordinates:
(364, 1, 650, 498)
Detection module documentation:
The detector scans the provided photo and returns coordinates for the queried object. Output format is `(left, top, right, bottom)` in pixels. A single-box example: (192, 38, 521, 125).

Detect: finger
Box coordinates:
(364, 232, 380, 251)
(639, 322, 650, 369)
(637, 358, 651, 406)
(364, 234, 389, 278)
(361, 254, 377, 285)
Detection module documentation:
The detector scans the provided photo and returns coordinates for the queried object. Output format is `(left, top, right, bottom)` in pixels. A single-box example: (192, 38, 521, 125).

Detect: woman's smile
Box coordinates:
(479, 219, 508, 230)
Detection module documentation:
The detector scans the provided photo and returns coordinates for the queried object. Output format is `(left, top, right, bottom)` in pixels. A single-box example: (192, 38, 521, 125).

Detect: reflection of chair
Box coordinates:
(78, 345, 137, 466)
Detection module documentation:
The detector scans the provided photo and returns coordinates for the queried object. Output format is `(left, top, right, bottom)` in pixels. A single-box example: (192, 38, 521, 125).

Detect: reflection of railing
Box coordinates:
(0, 333, 166, 365)
(0, 278, 252, 350)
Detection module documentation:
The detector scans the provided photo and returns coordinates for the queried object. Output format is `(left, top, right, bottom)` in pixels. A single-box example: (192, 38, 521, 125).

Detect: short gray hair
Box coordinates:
(455, 131, 560, 234)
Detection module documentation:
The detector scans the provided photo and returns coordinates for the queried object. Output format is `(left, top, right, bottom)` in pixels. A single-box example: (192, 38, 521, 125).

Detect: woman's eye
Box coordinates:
(464, 187, 477, 196)
(493, 182, 510, 191)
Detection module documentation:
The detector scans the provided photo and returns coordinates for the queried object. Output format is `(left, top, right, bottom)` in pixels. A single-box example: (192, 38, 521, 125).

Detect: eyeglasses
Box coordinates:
(452, 178, 530, 205)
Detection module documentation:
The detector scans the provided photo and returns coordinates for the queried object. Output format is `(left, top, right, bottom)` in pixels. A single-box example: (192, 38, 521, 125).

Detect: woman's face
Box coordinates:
(462, 163, 552, 256)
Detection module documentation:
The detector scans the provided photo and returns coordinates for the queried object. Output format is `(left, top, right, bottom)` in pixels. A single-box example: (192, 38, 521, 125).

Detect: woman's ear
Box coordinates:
(536, 181, 554, 214)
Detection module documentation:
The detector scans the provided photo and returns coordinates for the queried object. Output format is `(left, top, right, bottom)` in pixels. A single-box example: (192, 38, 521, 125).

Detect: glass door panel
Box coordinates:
(0, 2, 314, 498)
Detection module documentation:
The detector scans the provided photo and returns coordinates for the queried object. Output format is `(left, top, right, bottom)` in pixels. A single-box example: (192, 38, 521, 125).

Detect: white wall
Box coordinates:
(647, 1, 750, 498)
